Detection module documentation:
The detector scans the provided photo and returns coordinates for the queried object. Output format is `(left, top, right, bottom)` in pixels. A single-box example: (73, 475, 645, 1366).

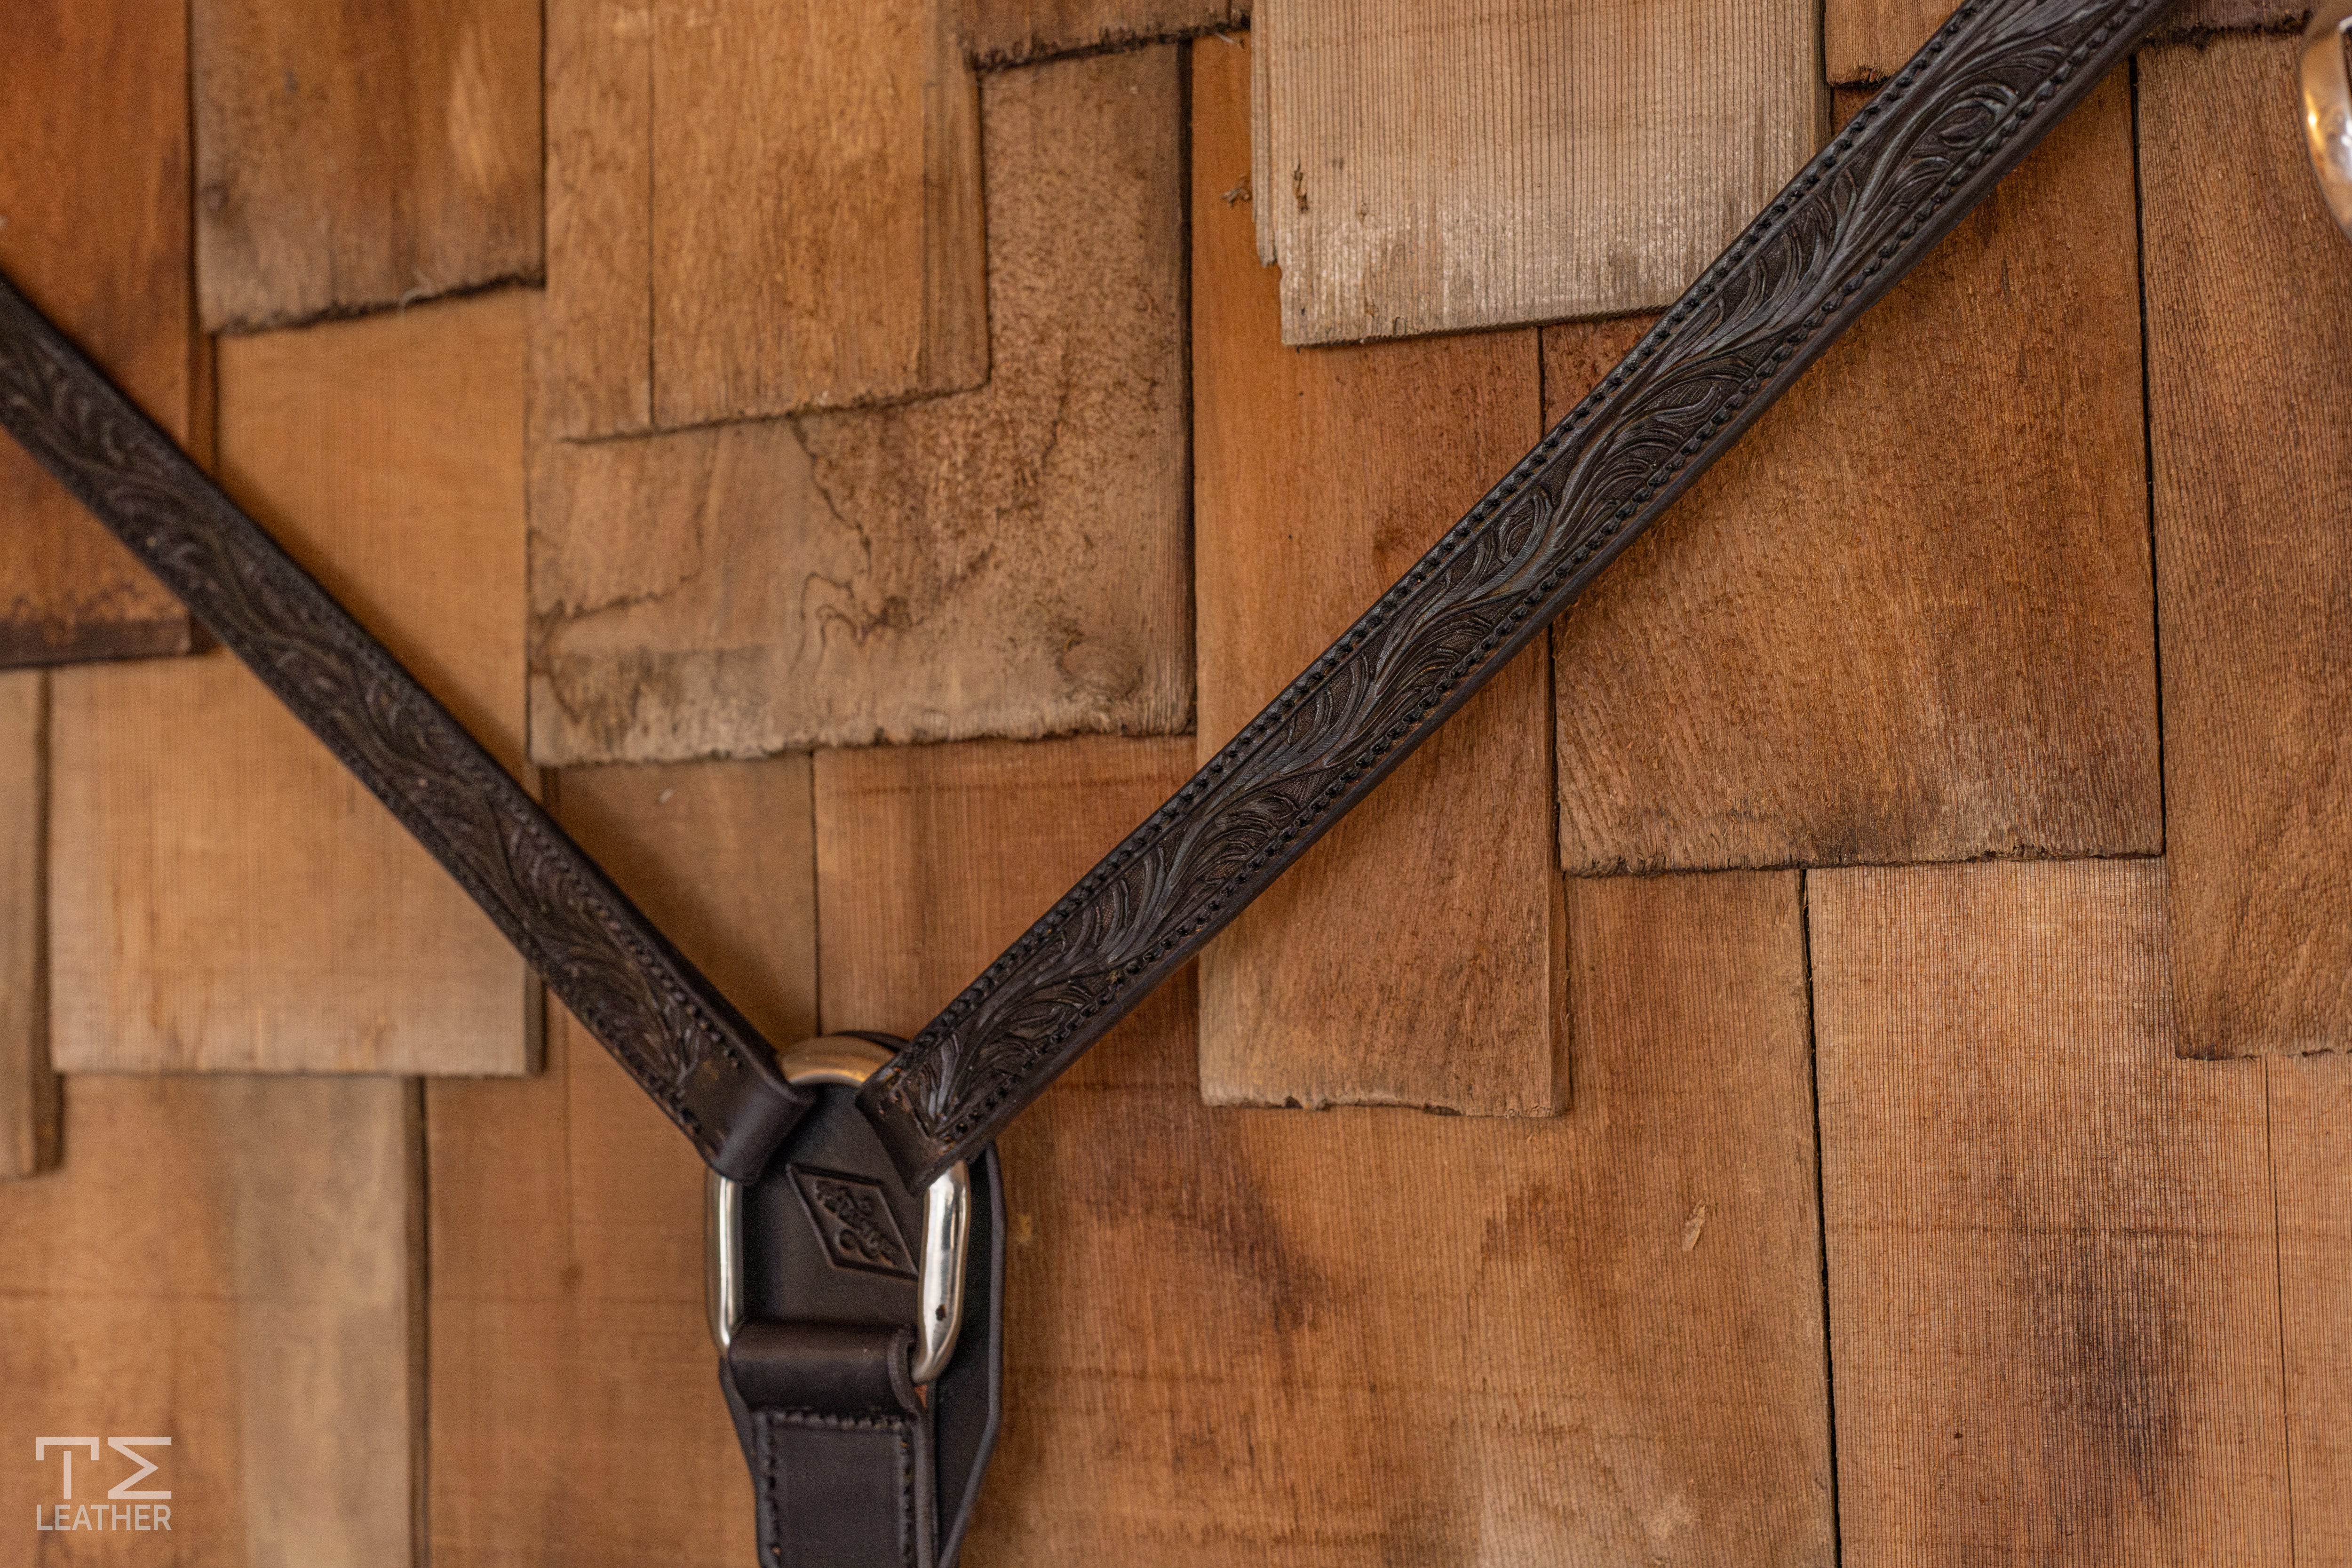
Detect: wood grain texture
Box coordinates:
(1826, 0, 2303, 82)
(542, 0, 985, 438)
(0, 0, 195, 665)
(531, 46, 1190, 765)
(0, 1075, 418, 1567)
(0, 672, 53, 1179)
(1251, 0, 1825, 342)
(1549, 76, 2159, 875)
(549, 756, 819, 1050)
(428, 755, 816, 1568)
(2270, 1053, 2352, 1565)
(815, 736, 1834, 1564)
(1812, 859, 2291, 1564)
(49, 290, 534, 1075)
(1193, 34, 1559, 1115)
(2143, 32, 2352, 1059)
(193, 0, 542, 330)
(960, 0, 1239, 65)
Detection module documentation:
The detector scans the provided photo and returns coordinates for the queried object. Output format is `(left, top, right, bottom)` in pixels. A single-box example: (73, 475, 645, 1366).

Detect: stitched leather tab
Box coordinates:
(753, 1409, 928, 1568)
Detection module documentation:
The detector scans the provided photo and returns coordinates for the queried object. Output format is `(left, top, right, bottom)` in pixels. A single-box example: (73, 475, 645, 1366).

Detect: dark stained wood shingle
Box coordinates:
(194, 0, 543, 329)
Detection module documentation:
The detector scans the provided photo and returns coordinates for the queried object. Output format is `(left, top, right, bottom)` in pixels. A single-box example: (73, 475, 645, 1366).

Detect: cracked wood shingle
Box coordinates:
(529, 46, 1191, 764)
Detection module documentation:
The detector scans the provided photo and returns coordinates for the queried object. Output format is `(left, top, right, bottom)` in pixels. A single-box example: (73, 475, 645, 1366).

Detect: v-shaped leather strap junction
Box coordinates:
(0, 0, 2181, 1561)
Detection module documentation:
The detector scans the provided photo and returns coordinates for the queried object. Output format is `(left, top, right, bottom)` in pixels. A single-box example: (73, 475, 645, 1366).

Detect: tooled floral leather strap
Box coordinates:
(0, 275, 810, 1184)
(860, 0, 2180, 1187)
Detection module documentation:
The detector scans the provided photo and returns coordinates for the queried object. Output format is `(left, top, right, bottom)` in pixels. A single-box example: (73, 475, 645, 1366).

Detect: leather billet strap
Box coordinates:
(0, 274, 809, 1185)
(858, 0, 2183, 1188)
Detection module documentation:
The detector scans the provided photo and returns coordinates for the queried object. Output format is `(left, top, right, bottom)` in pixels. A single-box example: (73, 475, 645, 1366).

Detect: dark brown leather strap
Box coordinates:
(858, 0, 2182, 1187)
(0, 275, 810, 1183)
(718, 1068, 1004, 1568)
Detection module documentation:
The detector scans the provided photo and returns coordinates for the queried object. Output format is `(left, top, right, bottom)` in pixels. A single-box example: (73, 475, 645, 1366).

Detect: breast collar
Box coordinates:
(0, 2, 2193, 1562)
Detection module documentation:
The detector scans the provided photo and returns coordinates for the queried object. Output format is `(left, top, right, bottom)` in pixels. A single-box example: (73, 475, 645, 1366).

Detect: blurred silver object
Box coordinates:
(2303, 0, 2352, 238)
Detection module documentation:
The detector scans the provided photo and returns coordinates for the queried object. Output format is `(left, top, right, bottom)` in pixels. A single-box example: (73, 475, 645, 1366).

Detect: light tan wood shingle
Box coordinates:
(0, 1075, 417, 1565)
(50, 292, 535, 1075)
(531, 47, 1191, 765)
(1812, 859, 2291, 1564)
(1252, 0, 1824, 342)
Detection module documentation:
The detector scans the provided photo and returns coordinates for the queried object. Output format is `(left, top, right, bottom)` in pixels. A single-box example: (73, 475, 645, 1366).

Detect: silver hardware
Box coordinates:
(912, 1161, 972, 1384)
(703, 1035, 972, 1385)
(2302, 0, 2352, 239)
(705, 1163, 744, 1353)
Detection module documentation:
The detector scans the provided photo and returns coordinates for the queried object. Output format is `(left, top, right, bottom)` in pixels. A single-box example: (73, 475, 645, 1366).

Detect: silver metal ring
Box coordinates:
(704, 1035, 972, 1385)
(2302, 0, 2352, 239)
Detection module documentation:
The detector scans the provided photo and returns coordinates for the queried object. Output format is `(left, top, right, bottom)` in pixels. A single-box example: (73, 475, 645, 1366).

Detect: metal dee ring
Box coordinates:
(2302, 0, 2352, 240)
(704, 1035, 972, 1385)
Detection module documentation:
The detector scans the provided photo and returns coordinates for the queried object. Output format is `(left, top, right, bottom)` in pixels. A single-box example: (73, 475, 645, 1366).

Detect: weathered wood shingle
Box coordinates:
(194, 0, 543, 329)
(531, 47, 1191, 764)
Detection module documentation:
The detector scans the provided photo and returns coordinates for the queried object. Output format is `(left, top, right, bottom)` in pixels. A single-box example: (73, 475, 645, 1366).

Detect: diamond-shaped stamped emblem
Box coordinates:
(787, 1164, 918, 1278)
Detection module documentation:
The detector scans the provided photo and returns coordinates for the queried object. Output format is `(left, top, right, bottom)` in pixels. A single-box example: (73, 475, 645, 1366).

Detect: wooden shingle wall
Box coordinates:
(0, 2, 2349, 1567)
